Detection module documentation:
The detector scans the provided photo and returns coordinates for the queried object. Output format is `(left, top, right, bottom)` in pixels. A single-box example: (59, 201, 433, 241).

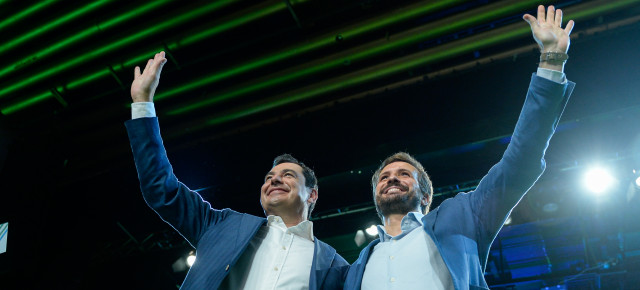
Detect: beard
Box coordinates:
(375, 185, 421, 217)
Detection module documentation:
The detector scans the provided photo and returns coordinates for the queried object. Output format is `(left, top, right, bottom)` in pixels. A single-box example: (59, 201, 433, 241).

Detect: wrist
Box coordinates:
(538, 52, 568, 72)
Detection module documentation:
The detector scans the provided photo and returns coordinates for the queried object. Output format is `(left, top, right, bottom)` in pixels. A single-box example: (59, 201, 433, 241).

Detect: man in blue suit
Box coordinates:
(344, 5, 575, 290)
(125, 52, 348, 289)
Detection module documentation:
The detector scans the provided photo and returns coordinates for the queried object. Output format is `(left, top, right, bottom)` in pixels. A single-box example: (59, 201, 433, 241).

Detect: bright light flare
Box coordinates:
(584, 167, 615, 194)
(186, 254, 196, 267)
(635, 176, 640, 187)
(365, 225, 378, 236)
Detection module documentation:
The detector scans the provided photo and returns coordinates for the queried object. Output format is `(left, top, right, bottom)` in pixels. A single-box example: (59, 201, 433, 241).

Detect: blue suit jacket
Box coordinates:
(126, 118, 349, 290)
(344, 75, 575, 290)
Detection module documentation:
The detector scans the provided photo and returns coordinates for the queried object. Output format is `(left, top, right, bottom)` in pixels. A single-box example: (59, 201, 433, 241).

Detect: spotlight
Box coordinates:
(635, 176, 640, 187)
(365, 225, 378, 236)
(584, 167, 614, 194)
(187, 254, 196, 267)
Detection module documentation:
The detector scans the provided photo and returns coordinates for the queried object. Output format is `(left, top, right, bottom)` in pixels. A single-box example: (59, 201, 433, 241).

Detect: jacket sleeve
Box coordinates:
(468, 74, 575, 255)
(125, 117, 225, 247)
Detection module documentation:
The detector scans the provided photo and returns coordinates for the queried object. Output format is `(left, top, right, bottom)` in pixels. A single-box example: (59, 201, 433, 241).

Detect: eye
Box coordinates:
(379, 175, 388, 181)
(284, 172, 294, 177)
(401, 172, 411, 177)
(265, 176, 272, 182)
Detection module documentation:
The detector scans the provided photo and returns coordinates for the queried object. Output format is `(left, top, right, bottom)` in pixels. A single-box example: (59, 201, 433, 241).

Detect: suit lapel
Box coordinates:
(310, 239, 335, 290)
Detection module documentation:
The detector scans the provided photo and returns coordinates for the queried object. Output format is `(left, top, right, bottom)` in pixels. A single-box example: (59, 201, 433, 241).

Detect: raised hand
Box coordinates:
(523, 5, 574, 53)
(130, 51, 168, 103)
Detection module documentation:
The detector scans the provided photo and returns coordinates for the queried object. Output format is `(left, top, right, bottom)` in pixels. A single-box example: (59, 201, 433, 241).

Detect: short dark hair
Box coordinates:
(272, 154, 317, 218)
(371, 152, 433, 215)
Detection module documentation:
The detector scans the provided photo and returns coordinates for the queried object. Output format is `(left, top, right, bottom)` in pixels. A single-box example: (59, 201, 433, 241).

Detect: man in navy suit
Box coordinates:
(126, 52, 348, 289)
(344, 5, 576, 289)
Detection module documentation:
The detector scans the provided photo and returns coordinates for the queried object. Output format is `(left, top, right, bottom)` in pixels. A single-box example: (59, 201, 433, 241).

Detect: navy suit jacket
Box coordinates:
(344, 75, 575, 290)
(126, 118, 349, 289)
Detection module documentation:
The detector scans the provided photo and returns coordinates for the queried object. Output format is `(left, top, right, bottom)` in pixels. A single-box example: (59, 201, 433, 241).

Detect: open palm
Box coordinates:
(130, 52, 167, 103)
(524, 5, 574, 53)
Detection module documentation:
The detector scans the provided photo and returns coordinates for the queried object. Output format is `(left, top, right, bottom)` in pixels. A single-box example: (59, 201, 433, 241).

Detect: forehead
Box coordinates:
(270, 162, 304, 175)
(381, 161, 418, 174)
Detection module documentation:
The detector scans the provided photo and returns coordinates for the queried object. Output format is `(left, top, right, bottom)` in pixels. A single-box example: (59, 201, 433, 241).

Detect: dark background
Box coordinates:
(1, 0, 640, 289)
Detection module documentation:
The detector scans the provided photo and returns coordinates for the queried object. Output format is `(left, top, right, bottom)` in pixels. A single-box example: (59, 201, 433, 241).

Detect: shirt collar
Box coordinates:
(267, 215, 315, 242)
(377, 212, 424, 242)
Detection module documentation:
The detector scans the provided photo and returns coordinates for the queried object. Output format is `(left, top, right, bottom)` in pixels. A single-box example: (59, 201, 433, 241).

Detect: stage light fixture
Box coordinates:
(365, 225, 378, 236)
(584, 167, 614, 194)
(635, 176, 640, 188)
(187, 254, 196, 267)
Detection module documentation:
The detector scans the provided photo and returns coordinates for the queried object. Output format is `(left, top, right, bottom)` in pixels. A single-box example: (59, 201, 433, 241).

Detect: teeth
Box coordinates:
(387, 188, 402, 193)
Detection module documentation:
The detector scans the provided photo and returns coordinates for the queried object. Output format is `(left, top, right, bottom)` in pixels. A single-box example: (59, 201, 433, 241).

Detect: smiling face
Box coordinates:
(260, 162, 316, 221)
(374, 161, 426, 218)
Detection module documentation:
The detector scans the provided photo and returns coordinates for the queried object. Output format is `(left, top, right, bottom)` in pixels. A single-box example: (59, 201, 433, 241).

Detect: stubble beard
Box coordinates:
(375, 187, 421, 217)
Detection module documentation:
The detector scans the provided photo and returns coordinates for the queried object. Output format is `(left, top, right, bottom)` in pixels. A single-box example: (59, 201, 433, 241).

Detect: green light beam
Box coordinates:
(200, 27, 528, 127)
(177, 0, 640, 130)
(0, 0, 172, 82)
(0, 0, 236, 100)
(154, 0, 467, 101)
(1, 0, 287, 113)
(165, 0, 544, 115)
(0, 0, 57, 32)
(0, 0, 111, 55)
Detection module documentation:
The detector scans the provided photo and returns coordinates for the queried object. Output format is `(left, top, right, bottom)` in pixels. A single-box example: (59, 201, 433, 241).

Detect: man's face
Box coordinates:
(260, 162, 315, 218)
(375, 161, 424, 217)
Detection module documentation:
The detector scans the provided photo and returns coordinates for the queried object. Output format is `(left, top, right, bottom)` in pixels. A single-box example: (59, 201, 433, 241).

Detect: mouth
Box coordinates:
(267, 188, 288, 196)
(383, 186, 403, 194)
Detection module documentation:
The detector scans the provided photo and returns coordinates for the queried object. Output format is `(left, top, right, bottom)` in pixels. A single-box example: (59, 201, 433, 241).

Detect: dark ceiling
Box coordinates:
(2, 0, 640, 289)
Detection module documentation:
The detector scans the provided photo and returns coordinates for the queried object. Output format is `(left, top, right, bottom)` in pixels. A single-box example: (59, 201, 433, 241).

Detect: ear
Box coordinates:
(308, 188, 318, 204)
(421, 194, 429, 207)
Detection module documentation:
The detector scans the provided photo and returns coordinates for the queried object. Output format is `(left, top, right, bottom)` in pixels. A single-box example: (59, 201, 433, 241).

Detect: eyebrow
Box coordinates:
(264, 168, 298, 179)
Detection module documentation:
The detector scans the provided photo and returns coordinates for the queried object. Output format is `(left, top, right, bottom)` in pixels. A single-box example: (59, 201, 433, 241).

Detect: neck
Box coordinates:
(270, 209, 307, 228)
(382, 213, 407, 236)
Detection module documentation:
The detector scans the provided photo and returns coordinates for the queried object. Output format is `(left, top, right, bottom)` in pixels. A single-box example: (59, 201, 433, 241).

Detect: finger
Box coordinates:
(144, 59, 153, 74)
(564, 20, 575, 35)
(546, 5, 555, 24)
(151, 57, 167, 75)
(134, 66, 141, 78)
(537, 5, 545, 23)
(523, 14, 536, 25)
(555, 9, 563, 27)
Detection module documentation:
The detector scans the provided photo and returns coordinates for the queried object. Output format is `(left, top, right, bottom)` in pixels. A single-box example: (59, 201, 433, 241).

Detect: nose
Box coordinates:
(386, 175, 400, 184)
(270, 174, 283, 184)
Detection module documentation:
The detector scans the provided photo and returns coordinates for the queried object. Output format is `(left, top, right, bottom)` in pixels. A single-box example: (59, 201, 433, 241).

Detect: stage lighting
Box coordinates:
(187, 254, 196, 267)
(635, 176, 640, 187)
(584, 167, 614, 194)
(365, 225, 378, 236)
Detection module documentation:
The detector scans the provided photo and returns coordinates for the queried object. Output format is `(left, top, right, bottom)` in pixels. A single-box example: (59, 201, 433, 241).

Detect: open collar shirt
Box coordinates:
(362, 212, 453, 289)
(220, 215, 315, 290)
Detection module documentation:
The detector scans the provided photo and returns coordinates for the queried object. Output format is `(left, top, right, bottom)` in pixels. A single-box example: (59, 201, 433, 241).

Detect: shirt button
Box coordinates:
(274, 267, 279, 271)
(390, 277, 396, 283)
(390, 256, 394, 260)
(282, 246, 286, 250)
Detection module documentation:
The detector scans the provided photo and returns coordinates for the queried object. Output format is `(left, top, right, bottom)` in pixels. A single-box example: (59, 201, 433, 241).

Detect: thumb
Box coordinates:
(522, 14, 536, 25)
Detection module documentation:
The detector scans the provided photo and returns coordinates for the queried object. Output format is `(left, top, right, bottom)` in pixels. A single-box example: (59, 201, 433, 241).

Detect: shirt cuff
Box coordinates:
(131, 102, 156, 119)
(536, 68, 566, 84)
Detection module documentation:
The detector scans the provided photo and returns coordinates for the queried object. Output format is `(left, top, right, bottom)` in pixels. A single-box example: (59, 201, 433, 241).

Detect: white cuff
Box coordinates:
(536, 68, 566, 84)
(131, 102, 156, 119)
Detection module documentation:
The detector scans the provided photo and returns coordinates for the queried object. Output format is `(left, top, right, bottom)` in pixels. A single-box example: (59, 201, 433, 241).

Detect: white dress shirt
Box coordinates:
(220, 216, 315, 290)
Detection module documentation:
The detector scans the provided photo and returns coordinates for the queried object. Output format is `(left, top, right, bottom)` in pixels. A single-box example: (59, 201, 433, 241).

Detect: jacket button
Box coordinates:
(225, 265, 230, 271)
